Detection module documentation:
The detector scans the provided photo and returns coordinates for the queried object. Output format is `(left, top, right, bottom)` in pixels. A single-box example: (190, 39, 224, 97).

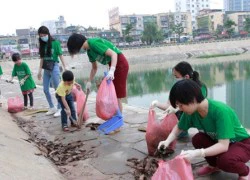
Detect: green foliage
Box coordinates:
(223, 19, 237, 38)
(141, 22, 164, 45)
(123, 24, 134, 43)
(244, 17, 250, 33)
(171, 23, 184, 42)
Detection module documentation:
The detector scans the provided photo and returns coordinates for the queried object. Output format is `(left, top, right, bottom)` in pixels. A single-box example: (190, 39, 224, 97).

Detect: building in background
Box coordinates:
(175, 0, 211, 30)
(196, 9, 224, 35)
(224, 0, 250, 11)
(225, 11, 250, 32)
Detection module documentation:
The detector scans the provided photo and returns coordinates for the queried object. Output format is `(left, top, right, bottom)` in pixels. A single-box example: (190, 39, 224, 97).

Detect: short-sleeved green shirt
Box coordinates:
(0, 65, 3, 75)
(12, 62, 36, 92)
(87, 38, 121, 65)
(201, 83, 207, 98)
(178, 99, 250, 142)
(43, 40, 62, 62)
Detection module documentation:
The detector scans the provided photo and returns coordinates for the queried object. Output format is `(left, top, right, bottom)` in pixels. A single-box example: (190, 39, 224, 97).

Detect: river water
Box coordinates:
(125, 60, 250, 129)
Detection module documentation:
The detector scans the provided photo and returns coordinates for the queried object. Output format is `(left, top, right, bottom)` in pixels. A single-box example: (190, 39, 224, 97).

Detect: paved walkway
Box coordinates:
(0, 78, 245, 180)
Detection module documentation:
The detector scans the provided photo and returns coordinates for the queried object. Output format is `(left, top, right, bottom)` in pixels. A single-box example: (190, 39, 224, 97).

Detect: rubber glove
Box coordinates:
(165, 105, 179, 114)
(150, 100, 159, 109)
(180, 149, 206, 162)
(19, 78, 26, 86)
(106, 66, 116, 80)
(157, 133, 176, 150)
(158, 105, 179, 119)
(86, 81, 91, 91)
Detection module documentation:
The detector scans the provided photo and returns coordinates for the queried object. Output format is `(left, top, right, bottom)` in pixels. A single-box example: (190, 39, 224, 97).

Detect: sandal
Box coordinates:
(62, 126, 69, 132)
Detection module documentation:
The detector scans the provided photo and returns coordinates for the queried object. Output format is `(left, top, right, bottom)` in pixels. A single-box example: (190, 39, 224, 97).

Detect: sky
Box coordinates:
(0, 0, 223, 36)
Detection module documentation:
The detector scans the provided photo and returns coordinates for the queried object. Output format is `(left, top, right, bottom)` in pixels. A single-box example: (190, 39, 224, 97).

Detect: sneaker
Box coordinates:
(28, 106, 34, 110)
(45, 107, 57, 116)
(197, 166, 220, 176)
(53, 109, 61, 117)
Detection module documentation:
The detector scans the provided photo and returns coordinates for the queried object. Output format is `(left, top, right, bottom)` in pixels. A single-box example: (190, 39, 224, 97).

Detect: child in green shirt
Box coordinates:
(9, 53, 36, 110)
(0, 65, 3, 79)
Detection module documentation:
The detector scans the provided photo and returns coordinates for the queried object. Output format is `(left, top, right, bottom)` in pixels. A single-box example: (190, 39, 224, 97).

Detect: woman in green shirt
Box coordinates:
(158, 79, 250, 180)
(37, 26, 67, 117)
(67, 34, 129, 113)
(151, 61, 207, 137)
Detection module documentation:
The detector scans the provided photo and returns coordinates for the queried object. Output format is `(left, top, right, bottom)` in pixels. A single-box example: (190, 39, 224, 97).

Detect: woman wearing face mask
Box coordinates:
(37, 26, 66, 117)
(150, 61, 207, 138)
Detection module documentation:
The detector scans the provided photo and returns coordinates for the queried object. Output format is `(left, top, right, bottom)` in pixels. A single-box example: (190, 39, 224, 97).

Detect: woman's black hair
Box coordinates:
(11, 53, 21, 62)
(62, 70, 74, 81)
(38, 26, 54, 58)
(173, 61, 202, 86)
(173, 61, 207, 97)
(67, 33, 87, 55)
(169, 79, 205, 108)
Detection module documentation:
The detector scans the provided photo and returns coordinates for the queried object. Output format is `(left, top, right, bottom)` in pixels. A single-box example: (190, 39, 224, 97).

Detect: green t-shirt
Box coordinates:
(0, 65, 3, 75)
(178, 99, 250, 142)
(87, 38, 121, 65)
(201, 83, 207, 98)
(43, 40, 62, 62)
(12, 62, 36, 92)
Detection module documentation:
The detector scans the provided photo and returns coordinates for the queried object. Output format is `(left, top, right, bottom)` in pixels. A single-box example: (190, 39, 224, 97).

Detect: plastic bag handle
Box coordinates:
(104, 72, 111, 84)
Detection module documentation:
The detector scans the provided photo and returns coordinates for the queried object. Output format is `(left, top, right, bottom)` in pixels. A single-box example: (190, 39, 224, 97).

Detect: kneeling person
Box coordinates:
(56, 70, 81, 131)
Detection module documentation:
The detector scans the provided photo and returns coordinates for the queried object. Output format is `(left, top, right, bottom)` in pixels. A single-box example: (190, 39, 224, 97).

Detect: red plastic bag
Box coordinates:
(7, 96, 24, 113)
(96, 78, 119, 120)
(152, 156, 194, 180)
(73, 86, 89, 121)
(146, 109, 178, 156)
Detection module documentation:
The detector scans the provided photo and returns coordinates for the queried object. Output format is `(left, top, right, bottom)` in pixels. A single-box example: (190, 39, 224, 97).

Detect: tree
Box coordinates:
(171, 23, 184, 42)
(123, 24, 133, 43)
(244, 17, 250, 33)
(141, 22, 164, 45)
(223, 19, 236, 38)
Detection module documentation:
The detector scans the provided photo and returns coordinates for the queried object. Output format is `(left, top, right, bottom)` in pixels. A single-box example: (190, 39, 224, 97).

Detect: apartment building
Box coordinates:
(175, 0, 211, 30)
(196, 9, 224, 33)
(109, 7, 192, 41)
(226, 11, 250, 32)
(224, 0, 250, 11)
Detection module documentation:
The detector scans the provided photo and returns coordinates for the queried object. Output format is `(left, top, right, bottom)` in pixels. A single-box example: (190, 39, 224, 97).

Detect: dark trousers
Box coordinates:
(56, 93, 77, 127)
(192, 132, 250, 176)
(23, 92, 33, 107)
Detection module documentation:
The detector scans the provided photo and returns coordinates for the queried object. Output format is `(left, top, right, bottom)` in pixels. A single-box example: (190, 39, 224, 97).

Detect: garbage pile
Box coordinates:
(127, 156, 159, 180)
(36, 140, 97, 166)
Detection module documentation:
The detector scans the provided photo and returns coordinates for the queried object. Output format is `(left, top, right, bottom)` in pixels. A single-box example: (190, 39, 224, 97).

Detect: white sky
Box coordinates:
(0, 0, 223, 36)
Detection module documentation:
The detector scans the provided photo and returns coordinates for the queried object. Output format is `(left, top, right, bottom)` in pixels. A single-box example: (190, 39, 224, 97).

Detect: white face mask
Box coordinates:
(41, 35, 48, 42)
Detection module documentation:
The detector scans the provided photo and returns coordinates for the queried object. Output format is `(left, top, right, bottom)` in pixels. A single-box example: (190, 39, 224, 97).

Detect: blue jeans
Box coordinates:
(43, 63, 61, 109)
(56, 93, 77, 127)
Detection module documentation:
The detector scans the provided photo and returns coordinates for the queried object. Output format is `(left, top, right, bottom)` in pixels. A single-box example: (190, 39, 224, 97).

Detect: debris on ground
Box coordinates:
(127, 156, 159, 180)
(35, 140, 98, 166)
(85, 123, 101, 130)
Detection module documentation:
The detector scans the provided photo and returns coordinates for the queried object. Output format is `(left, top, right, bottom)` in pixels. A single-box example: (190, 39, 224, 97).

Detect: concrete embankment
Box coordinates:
(1, 38, 250, 79)
(0, 108, 65, 180)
